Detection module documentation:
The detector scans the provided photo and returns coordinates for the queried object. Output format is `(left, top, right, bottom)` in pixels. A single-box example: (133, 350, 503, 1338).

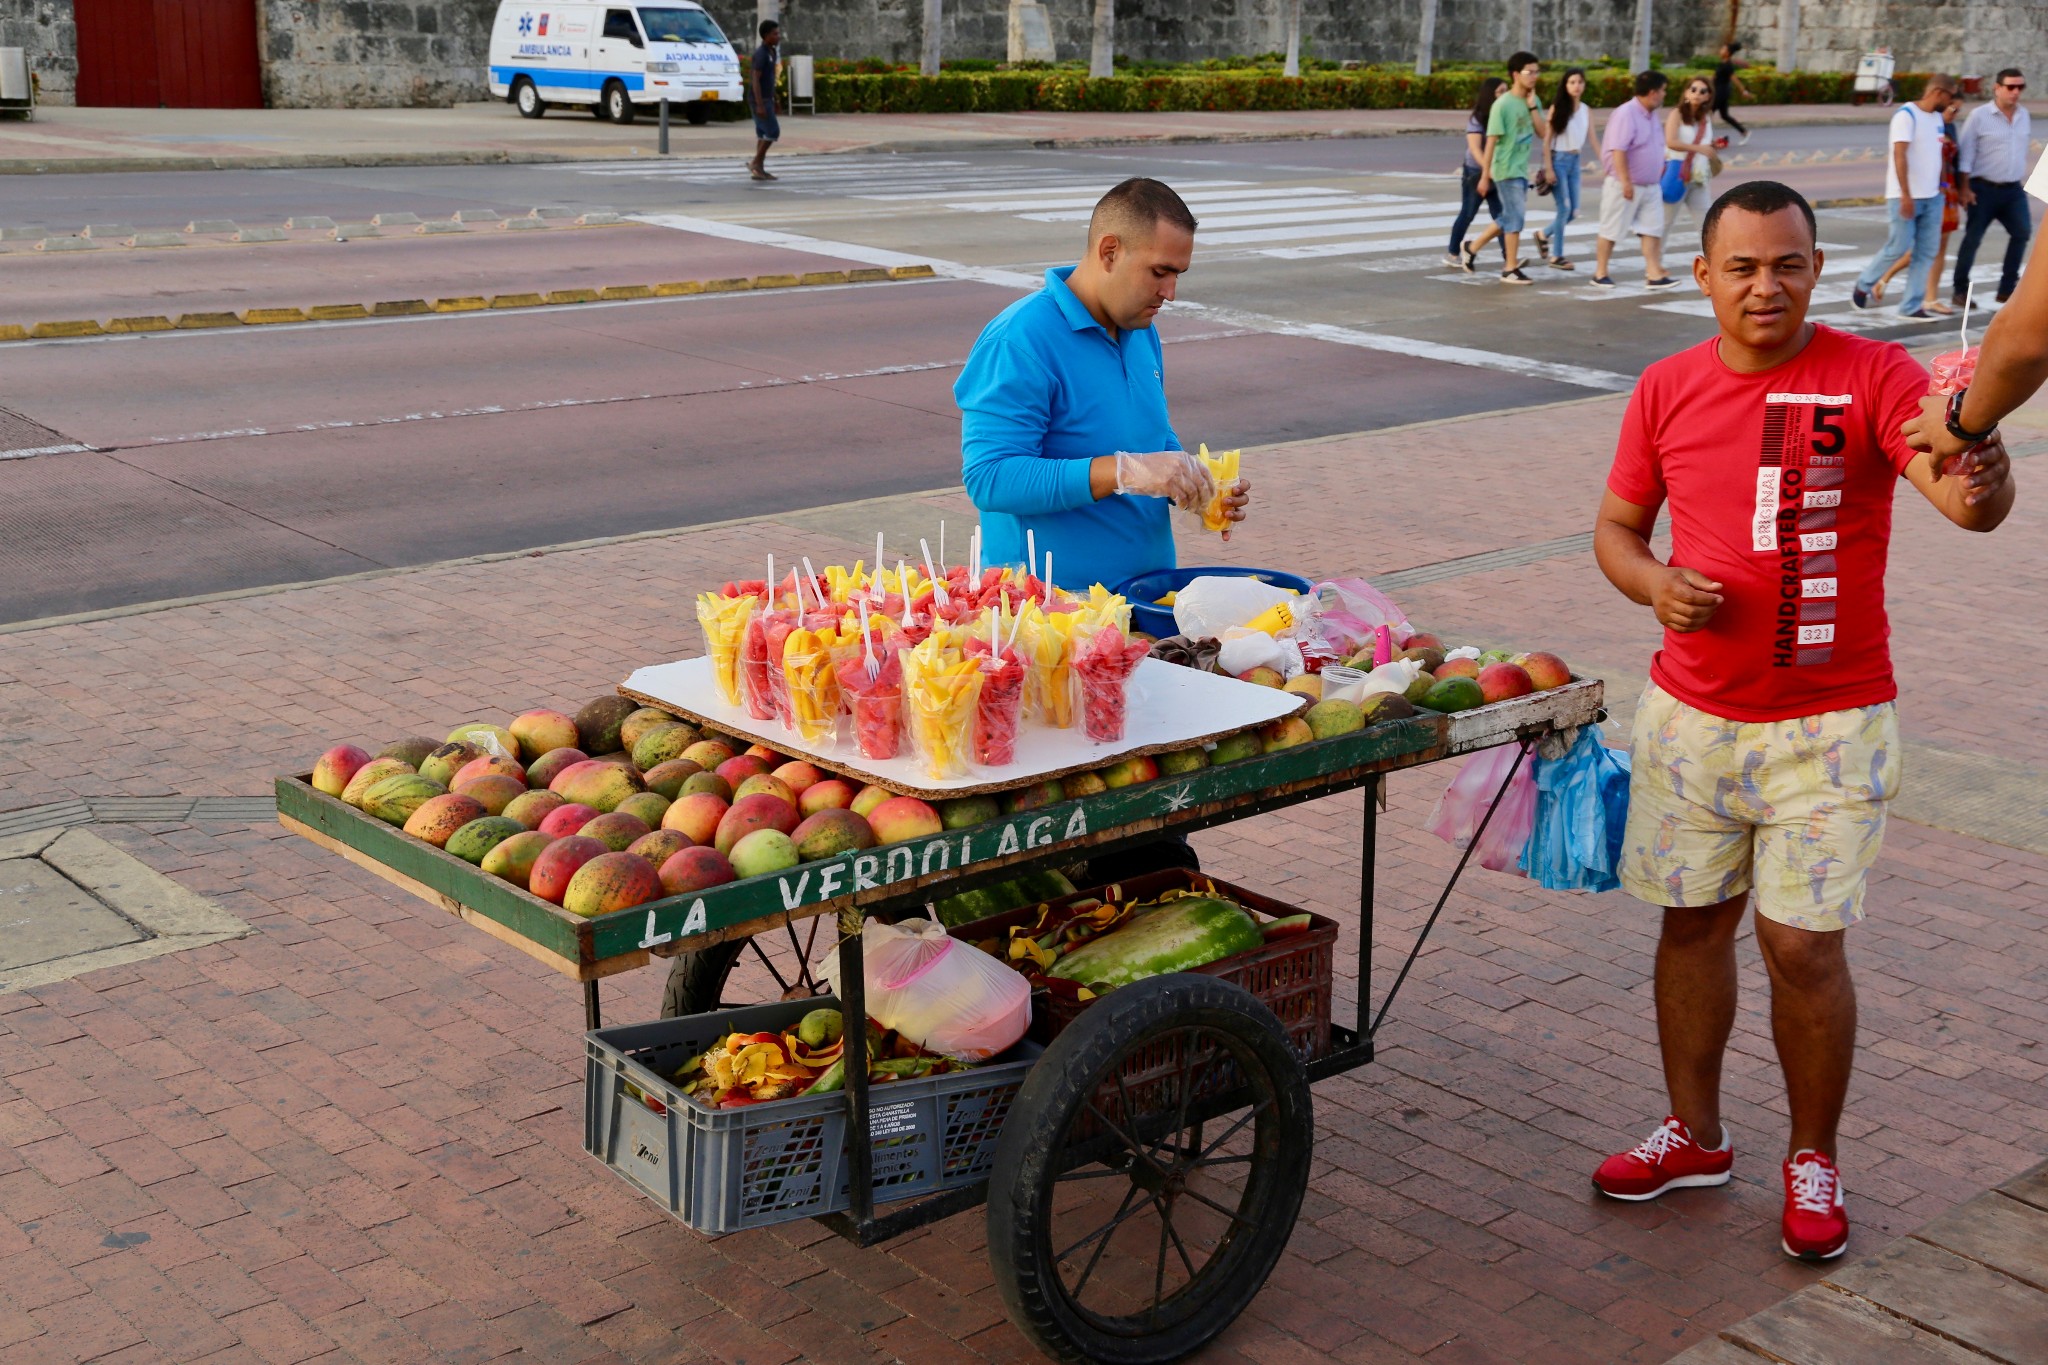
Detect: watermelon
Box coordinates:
(1050, 896, 1263, 990)
(932, 869, 1079, 928)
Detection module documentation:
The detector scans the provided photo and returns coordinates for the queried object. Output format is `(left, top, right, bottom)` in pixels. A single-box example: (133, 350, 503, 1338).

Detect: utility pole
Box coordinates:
(1089, 0, 1114, 78)
(1519, 0, 1533, 54)
(921, 0, 942, 75)
(1415, 0, 1438, 77)
(1630, 0, 1653, 73)
(1777, 0, 1799, 71)
(757, 0, 777, 33)
(1283, 0, 1301, 77)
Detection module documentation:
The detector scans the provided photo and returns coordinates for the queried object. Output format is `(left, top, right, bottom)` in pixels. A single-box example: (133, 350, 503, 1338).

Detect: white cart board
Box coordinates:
(620, 655, 1304, 800)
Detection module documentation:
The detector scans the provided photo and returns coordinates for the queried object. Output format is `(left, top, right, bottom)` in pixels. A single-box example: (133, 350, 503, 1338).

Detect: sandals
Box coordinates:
(1460, 241, 1479, 273)
(1534, 230, 1551, 256)
(1547, 257, 1575, 270)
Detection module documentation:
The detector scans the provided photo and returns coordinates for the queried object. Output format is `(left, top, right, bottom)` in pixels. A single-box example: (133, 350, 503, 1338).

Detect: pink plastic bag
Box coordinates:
(1310, 578, 1412, 661)
(822, 917, 1030, 1061)
(1426, 745, 1536, 877)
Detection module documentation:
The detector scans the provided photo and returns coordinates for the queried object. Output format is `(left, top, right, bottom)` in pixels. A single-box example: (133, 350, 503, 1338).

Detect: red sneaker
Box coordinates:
(1593, 1117, 1733, 1201)
(1781, 1150, 1849, 1261)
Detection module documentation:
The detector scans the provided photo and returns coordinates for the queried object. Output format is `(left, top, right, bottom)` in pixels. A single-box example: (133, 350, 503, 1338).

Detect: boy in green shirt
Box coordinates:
(1465, 51, 1553, 284)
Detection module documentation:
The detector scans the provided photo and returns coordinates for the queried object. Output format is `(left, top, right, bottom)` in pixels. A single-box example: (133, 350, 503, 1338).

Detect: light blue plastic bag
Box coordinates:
(1521, 726, 1630, 892)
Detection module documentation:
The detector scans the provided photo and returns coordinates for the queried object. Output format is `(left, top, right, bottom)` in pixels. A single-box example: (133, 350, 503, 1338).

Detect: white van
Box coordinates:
(487, 1, 745, 124)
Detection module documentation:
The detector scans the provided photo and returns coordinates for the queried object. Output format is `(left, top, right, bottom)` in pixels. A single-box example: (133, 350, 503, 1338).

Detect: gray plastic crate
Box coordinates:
(585, 997, 1038, 1235)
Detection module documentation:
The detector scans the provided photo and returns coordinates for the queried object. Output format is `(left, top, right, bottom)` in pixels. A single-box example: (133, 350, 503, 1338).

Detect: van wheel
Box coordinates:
(513, 78, 546, 118)
(684, 103, 711, 125)
(603, 81, 636, 123)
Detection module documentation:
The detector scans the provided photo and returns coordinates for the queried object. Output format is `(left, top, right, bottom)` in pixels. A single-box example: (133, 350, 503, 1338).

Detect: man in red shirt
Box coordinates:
(1591, 180, 2014, 1261)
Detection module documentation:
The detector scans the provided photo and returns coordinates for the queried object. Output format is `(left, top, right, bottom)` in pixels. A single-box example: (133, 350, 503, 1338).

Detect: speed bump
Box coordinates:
(0, 324, 29, 341)
(847, 268, 891, 283)
(703, 278, 753, 293)
(799, 271, 850, 286)
(243, 308, 308, 325)
(106, 317, 174, 333)
(31, 320, 104, 337)
(490, 293, 546, 309)
(545, 289, 601, 305)
(600, 285, 654, 300)
(176, 313, 242, 329)
(434, 297, 487, 312)
(372, 300, 431, 316)
(309, 304, 370, 320)
(654, 281, 703, 296)
(889, 264, 937, 279)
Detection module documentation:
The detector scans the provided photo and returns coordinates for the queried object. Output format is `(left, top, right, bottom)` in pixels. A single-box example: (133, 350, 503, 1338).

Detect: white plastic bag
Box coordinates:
(1173, 576, 1295, 640)
(1216, 628, 1290, 679)
(820, 916, 1030, 1061)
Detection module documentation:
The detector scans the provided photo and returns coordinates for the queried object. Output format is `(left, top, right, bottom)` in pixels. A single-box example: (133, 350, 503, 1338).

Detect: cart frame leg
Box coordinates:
(584, 979, 601, 1031)
(837, 907, 873, 1227)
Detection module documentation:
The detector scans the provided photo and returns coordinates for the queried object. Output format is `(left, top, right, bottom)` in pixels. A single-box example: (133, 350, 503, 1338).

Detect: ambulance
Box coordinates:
(487, 1, 745, 124)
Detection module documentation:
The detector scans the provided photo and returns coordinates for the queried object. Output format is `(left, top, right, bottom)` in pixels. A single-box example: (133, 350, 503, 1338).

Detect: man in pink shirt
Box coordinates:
(1593, 70, 1679, 290)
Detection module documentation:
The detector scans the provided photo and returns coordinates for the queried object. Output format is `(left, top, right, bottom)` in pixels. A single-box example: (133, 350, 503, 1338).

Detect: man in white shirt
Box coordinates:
(1852, 74, 1960, 319)
(1951, 68, 2034, 305)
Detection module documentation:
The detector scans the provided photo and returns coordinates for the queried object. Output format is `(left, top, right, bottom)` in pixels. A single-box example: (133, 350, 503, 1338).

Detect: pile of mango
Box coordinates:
(672, 1008, 972, 1109)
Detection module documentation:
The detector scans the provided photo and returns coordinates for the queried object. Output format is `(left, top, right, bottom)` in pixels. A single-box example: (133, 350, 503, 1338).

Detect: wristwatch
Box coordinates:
(1945, 387, 1998, 445)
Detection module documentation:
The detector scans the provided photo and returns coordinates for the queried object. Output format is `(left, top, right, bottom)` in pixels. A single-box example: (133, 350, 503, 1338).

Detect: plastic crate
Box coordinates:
(950, 868, 1337, 1066)
(585, 997, 1038, 1235)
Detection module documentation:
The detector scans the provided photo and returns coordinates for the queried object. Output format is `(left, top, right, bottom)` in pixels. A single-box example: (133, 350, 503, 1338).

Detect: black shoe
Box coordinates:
(1644, 276, 1680, 290)
(1461, 241, 1479, 273)
(1997, 290, 2013, 303)
(1851, 284, 1872, 310)
(1899, 308, 1934, 320)
(1951, 294, 1969, 308)
(1591, 275, 1617, 289)
(1500, 268, 1534, 285)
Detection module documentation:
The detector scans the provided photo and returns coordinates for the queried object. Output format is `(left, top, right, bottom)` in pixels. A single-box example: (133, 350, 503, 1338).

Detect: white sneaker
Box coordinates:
(1441, 254, 1463, 269)
(1739, 129, 1752, 145)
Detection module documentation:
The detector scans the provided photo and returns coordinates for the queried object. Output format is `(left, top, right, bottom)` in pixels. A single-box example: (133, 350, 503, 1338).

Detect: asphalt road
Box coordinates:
(2, 119, 2032, 624)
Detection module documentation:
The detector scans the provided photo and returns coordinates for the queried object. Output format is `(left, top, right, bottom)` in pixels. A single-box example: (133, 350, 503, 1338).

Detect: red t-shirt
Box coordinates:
(1606, 324, 1926, 722)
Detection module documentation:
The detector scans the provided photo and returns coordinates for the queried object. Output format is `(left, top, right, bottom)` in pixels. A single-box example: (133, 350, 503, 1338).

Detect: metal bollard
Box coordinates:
(659, 98, 670, 154)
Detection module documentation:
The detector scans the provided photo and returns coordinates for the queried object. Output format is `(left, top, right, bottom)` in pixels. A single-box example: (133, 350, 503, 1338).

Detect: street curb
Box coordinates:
(0, 263, 938, 344)
(0, 108, 1918, 176)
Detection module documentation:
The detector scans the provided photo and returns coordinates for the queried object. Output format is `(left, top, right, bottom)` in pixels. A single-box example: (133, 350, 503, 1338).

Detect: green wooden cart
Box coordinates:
(279, 676, 1603, 1363)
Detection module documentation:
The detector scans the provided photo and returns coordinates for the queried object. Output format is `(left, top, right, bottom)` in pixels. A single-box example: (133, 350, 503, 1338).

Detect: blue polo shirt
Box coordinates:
(955, 266, 1180, 594)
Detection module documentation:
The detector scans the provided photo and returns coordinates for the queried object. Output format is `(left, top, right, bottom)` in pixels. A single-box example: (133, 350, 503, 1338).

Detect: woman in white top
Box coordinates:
(1663, 76, 1722, 233)
(1534, 67, 1601, 270)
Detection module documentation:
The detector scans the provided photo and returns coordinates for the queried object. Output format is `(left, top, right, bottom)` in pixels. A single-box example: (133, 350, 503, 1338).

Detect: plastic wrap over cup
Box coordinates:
(972, 653, 1026, 767)
(905, 668, 983, 780)
(1929, 346, 1978, 397)
(831, 642, 905, 761)
(780, 640, 842, 747)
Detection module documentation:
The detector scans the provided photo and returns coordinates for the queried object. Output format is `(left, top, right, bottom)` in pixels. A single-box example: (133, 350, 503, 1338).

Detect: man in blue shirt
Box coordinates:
(955, 178, 1249, 593)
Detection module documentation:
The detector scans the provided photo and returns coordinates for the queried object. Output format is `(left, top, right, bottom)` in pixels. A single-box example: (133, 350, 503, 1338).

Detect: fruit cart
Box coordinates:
(278, 676, 1602, 1363)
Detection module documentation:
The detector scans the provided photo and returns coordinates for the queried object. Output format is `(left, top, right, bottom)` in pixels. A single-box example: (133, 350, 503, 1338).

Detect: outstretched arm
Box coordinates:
(1905, 229, 2048, 465)
(1900, 429, 2015, 531)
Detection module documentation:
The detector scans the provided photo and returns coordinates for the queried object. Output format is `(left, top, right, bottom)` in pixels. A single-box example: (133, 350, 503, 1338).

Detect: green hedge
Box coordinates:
(811, 66, 1909, 114)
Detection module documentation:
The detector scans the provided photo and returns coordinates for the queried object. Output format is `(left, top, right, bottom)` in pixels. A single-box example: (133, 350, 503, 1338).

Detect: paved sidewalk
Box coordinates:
(0, 388, 2042, 1363)
(0, 100, 1989, 174)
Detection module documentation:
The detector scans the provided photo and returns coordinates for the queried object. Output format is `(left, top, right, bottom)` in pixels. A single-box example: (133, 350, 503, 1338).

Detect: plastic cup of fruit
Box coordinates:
(1929, 346, 1978, 397)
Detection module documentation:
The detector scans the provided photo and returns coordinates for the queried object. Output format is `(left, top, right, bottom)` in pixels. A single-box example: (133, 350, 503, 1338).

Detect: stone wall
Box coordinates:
(4, 0, 2039, 108)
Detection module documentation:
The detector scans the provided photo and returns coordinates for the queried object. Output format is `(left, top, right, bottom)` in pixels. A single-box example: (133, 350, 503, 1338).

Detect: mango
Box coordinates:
(579, 811, 652, 852)
(501, 789, 566, 830)
(773, 762, 825, 795)
(801, 779, 856, 816)
(342, 757, 414, 808)
(528, 835, 609, 904)
(614, 791, 671, 828)
(631, 722, 698, 772)
(1305, 699, 1364, 739)
(1100, 755, 1158, 788)
(1435, 657, 1481, 681)
(850, 784, 892, 818)
(526, 746, 588, 789)
(537, 803, 601, 837)
(1420, 676, 1484, 713)
(1359, 693, 1418, 726)
(659, 846, 736, 896)
(375, 737, 439, 768)
(563, 851, 663, 917)
(1210, 731, 1263, 764)
(940, 796, 1000, 829)
(446, 722, 519, 761)
(728, 829, 800, 879)
(419, 741, 483, 789)
(444, 815, 526, 865)
(1283, 674, 1323, 701)
(1063, 770, 1109, 798)
(403, 793, 487, 846)
(868, 796, 942, 844)
(663, 792, 730, 844)
(618, 707, 681, 756)
(1517, 651, 1571, 691)
(509, 709, 579, 762)
(480, 829, 554, 887)
(679, 772, 732, 802)
(1477, 662, 1535, 704)
(732, 774, 796, 809)
(641, 758, 703, 800)
(627, 829, 694, 867)
(362, 773, 447, 826)
(681, 739, 737, 770)
(1260, 717, 1314, 751)
(1000, 780, 1063, 814)
(455, 773, 527, 816)
(714, 792, 801, 855)
(792, 809, 877, 861)
(551, 760, 642, 812)
(715, 754, 770, 789)
(574, 696, 637, 756)
(312, 743, 372, 797)
(1159, 747, 1210, 775)
(453, 754, 526, 788)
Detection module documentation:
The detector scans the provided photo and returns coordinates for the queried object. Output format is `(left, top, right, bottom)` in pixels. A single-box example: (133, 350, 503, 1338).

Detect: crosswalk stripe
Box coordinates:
(872, 178, 1257, 203)
(1026, 195, 1391, 224)
(945, 184, 1359, 213)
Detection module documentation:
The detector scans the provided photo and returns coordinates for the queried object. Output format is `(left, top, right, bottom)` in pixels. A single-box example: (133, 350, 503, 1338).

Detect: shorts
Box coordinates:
(1598, 175, 1665, 242)
(1496, 177, 1529, 233)
(753, 110, 781, 142)
(1620, 683, 1902, 932)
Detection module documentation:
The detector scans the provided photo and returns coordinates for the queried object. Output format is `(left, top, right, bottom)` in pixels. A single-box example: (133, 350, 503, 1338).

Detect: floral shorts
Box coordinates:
(1620, 684, 1902, 932)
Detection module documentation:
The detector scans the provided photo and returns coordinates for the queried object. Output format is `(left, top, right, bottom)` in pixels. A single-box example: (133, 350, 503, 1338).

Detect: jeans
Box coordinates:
(1952, 177, 2033, 299)
(1856, 196, 1943, 315)
(1449, 164, 1501, 254)
(1712, 93, 1747, 137)
(1496, 177, 1529, 234)
(1546, 151, 1581, 256)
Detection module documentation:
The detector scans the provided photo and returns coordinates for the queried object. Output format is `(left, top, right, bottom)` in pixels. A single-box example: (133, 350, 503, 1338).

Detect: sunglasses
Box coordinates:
(2003, 82, 2028, 91)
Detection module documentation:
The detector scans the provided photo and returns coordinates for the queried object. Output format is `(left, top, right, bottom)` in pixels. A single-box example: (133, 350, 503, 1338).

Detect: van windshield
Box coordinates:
(636, 7, 725, 44)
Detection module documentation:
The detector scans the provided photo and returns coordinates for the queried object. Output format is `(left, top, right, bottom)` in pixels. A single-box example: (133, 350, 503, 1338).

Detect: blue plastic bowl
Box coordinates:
(1113, 565, 1315, 640)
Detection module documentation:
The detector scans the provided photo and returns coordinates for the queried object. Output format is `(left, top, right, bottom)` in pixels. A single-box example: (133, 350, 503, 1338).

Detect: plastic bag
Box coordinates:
(1308, 578, 1411, 659)
(1521, 727, 1631, 891)
(821, 916, 1030, 1061)
(1173, 576, 1296, 640)
(1425, 744, 1537, 877)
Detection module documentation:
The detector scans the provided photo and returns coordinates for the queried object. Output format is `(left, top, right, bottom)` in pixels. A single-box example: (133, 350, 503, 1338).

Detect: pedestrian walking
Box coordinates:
(1592, 70, 1675, 290)
(1533, 67, 1600, 270)
(1950, 68, 2033, 306)
(1873, 98, 1963, 313)
(746, 19, 782, 182)
(1851, 74, 1961, 318)
(1662, 76, 1722, 238)
(1594, 179, 2014, 1265)
(1713, 42, 1752, 144)
(1445, 76, 1509, 269)
(1464, 51, 1553, 285)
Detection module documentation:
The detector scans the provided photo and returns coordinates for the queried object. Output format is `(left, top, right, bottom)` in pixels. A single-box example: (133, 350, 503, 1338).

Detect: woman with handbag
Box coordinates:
(1661, 77, 1725, 239)
(1534, 67, 1601, 270)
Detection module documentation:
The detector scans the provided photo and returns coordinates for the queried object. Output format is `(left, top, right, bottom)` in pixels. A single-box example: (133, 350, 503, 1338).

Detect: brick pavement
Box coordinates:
(0, 371, 2043, 1364)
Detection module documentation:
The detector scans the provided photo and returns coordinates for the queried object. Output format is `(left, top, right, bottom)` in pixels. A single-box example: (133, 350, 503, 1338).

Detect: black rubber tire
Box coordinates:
(659, 915, 834, 1017)
(986, 974, 1312, 1365)
(512, 78, 546, 118)
(604, 82, 636, 123)
(684, 103, 712, 125)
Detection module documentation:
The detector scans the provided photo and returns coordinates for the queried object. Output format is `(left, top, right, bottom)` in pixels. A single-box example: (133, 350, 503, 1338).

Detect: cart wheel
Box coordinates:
(660, 914, 832, 1016)
(987, 974, 1312, 1365)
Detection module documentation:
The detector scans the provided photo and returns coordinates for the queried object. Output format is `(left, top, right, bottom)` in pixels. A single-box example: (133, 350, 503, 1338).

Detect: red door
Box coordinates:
(75, 0, 263, 107)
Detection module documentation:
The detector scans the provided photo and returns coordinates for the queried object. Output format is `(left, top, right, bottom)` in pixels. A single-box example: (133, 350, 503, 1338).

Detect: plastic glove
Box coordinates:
(1114, 450, 1213, 512)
